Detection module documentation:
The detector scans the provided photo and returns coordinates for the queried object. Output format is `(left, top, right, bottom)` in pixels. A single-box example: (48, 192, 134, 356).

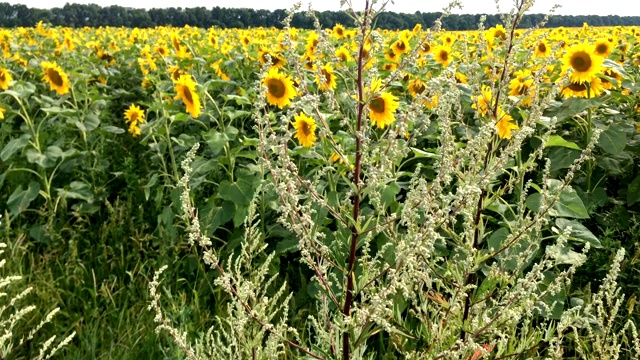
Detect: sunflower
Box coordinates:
(41, 61, 70, 95)
(563, 43, 603, 84)
(392, 36, 410, 55)
(154, 45, 169, 57)
(263, 67, 297, 109)
(368, 79, 399, 129)
(332, 24, 346, 39)
(472, 85, 493, 116)
(495, 108, 519, 140)
(418, 41, 432, 56)
(315, 63, 337, 92)
(292, 112, 317, 148)
(385, 48, 399, 63)
(124, 104, 145, 125)
(455, 72, 468, 84)
(408, 79, 438, 108)
(534, 40, 550, 58)
(124, 104, 145, 137)
(487, 25, 507, 43)
(258, 48, 285, 69)
(211, 59, 230, 81)
(434, 46, 452, 67)
(441, 33, 456, 47)
(174, 75, 202, 118)
(508, 70, 534, 106)
(0, 106, 5, 120)
(601, 69, 622, 90)
(408, 78, 426, 98)
(335, 46, 352, 63)
(0, 68, 12, 90)
(305, 31, 319, 55)
(594, 39, 613, 57)
(561, 77, 604, 98)
(382, 63, 397, 71)
(168, 65, 184, 82)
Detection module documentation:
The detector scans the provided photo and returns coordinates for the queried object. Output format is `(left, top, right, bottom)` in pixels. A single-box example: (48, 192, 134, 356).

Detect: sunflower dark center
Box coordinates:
(300, 121, 311, 136)
(396, 41, 406, 51)
(370, 97, 385, 113)
(183, 87, 194, 104)
(47, 68, 64, 87)
(422, 43, 431, 52)
(412, 82, 426, 95)
(538, 43, 546, 52)
(518, 85, 529, 96)
(570, 52, 591, 72)
(596, 44, 608, 54)
(439, 51, 449, 61)
(321, 69, 332, 85)
(568, 82, 587, 92)
(267, 79, 285, 98)
(336, 28, 343, 35)
(0, 72, 5, 82)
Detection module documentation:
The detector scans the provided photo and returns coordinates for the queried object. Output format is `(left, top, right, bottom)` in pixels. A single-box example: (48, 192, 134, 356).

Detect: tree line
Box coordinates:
(1, 2, 640, 29)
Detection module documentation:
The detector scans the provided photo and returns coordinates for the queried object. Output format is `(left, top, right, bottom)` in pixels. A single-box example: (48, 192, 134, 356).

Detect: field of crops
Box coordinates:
(1, 8, 640, 359)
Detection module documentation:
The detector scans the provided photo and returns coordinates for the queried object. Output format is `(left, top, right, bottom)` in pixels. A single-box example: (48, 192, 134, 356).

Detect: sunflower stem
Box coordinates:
(343, 2, 370, 359)
(585, 84, 593, 192)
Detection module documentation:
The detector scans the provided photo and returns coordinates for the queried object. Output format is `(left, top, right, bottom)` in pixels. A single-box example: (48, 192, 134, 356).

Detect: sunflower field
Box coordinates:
(2, 2, 640, 358)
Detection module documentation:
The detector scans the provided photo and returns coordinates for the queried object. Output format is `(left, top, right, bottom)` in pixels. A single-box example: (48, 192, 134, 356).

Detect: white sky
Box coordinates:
(7, 0, 640, 16)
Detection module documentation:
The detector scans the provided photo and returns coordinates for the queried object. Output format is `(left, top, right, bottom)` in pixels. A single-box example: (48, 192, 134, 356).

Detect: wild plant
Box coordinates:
(149, 0, 640, 358)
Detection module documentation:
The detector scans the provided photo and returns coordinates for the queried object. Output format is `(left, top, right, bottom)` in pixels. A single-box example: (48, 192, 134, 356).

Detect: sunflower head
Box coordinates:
(563, 43, 603, 84)
(332, 24, 346, 39)
(434, 46, 452, 67)
(124, 104, 145, 125)
(594, 39, 613, 57)
(0, 68, 12, 90)
(472, 85, 493, 116)
(41, 61, 71, 95)
(408, 78, 426, 98)
(495, 108, 519, 140)
(336, 47, 352, 63)
(263, 68, 297, 109)
(258, 48, 285, 69)
(392, 36, 410, 55)
(367, 79, 399, 129)
(174, 74, 202, 118)
(315, 63, 337, 92)
(292, 112, 317, 148)
(534, 41, 549, 58)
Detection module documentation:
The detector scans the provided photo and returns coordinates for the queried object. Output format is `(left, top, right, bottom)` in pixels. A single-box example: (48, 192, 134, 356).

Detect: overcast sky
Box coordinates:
(7, 0, 640, 16)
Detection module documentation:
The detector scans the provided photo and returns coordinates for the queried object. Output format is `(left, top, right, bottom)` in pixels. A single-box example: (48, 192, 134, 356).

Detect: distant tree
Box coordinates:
(0, 3, 639, 29)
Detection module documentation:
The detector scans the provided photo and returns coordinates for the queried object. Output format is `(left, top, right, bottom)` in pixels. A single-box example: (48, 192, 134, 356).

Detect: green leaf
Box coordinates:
(142, 174, 159, 201)
(57, 181, 94, 202)
(628, 176, 640, 206)
(381, 182, 400, 210)
(549, 180, 589, 219)
(7, 182, 40, 217)
(549, 97, 604, 121)
(545, 135, 581, 150)
(597, 125, 626, 155)
(203, 130, 229, 155)
(548, 147, 580, 172)
(1, 134, 31, 162)
(555, 218, 601, 248)
(101, 125, 125, 134)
